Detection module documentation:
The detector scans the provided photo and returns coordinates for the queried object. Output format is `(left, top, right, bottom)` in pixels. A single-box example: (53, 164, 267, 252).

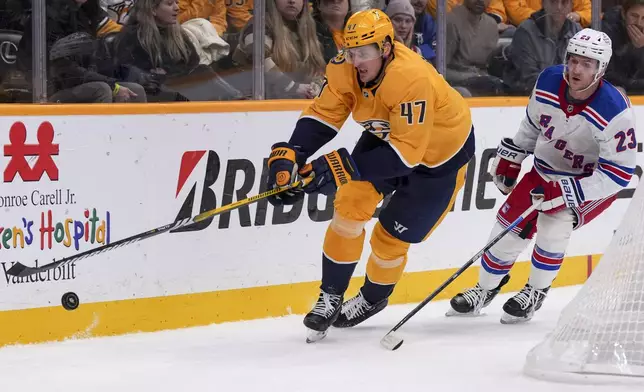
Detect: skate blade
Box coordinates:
(500, 311, 532, 324)
(306, 329, 328, 343)
(445, 308, 484, 317)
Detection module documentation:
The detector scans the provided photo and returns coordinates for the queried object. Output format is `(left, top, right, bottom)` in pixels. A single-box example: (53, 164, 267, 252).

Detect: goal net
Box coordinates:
(524, 181, 644, 382)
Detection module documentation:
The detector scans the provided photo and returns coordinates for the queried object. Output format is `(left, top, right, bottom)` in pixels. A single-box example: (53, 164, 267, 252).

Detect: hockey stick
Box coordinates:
(380, 197, 543, 351)
(5, 176, 314, 278)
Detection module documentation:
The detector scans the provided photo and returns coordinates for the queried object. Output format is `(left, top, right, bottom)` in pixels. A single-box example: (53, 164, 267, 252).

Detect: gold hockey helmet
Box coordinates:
(343, 9, 395, 51)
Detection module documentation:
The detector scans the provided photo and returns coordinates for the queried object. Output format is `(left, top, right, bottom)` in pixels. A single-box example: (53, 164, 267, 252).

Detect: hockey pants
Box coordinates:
(479, 168, 617, 290)
(319, 164, 467, 304)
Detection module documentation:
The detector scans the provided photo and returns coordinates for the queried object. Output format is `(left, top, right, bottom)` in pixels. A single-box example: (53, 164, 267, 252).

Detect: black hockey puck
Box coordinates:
(61, 292, 79, 311)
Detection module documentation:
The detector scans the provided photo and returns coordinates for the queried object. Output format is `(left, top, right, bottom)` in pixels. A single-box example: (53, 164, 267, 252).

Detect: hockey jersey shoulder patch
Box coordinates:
(582, 82, 631, 132)
(535, 65, 564, 94)
(534, 65, 564, 109)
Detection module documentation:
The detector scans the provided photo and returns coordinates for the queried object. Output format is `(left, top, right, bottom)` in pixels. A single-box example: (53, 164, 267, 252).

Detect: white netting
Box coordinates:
(524, 182, 644, 383)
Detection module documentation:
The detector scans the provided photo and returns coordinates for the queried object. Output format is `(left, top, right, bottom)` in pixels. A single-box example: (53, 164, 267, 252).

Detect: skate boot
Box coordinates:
(500, 283, 549, 324)
(446, 274, 511, 316)
(332, 290, 388, 328)
(303, 290, 343, 343)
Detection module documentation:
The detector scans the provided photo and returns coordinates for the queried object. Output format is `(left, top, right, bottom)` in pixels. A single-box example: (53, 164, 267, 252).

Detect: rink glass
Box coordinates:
(0, 0, 636, 102)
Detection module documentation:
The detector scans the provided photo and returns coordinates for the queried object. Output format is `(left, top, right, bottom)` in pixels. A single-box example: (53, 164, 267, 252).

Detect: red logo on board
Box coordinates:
(3, 121, 59, 182)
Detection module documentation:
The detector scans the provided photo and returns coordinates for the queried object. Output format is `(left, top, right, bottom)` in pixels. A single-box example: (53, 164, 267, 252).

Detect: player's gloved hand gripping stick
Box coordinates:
(380, 192, 544, 351)
(299, 148, 359, 195)
(266, 142, 359, 207)
(5, 175, 315, 278)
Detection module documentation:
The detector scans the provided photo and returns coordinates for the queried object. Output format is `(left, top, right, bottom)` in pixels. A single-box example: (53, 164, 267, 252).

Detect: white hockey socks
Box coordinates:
(527, 211, 574, 290)
(478, 222, 529, 290)
(528, 245, 565, 289)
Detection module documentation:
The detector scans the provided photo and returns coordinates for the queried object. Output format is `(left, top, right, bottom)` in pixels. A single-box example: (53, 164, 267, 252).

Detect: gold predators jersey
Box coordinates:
(294, 43, 474, 179)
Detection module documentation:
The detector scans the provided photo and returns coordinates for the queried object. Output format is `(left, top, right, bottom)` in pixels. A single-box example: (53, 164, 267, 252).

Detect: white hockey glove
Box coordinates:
(490, 137, 530, 195)
(530, 179, 583, 213)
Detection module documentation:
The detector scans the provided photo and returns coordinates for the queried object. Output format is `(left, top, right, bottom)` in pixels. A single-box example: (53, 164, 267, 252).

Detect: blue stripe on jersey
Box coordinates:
(579, 112, 605, 131)
(535, 95, 559, 110)
(526, 108, 540, 131)
(586, 81, 630, 126)
(534, 157, 581, 177)
(598, 166, 631, 187)
(573, 179, 585, 202)
(535, 65, 564, 96)
(598, 157, 636, 174)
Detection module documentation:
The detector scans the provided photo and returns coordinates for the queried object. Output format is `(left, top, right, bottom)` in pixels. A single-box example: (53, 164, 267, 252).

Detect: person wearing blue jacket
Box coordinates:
(383, 0, 436, 64)
(411, 0, 437, 64)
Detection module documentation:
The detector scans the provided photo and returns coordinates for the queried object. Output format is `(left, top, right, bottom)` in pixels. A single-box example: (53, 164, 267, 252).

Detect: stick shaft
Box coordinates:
(7, 177, 312, 277)
(385, 201, 541, 335)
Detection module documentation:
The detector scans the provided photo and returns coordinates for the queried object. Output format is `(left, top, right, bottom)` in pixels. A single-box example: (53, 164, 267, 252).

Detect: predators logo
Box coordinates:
(102, 0, 134, 24)
(358, 119, 391, 141)
(330, 51, 346, 65)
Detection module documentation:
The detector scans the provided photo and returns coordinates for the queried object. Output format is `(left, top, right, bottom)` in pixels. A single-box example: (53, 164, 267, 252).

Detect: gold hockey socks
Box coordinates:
(362, 222, 410, 303)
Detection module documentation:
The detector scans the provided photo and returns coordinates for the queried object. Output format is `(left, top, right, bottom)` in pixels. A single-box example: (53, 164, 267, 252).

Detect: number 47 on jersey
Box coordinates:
(400, 101, 427, 125)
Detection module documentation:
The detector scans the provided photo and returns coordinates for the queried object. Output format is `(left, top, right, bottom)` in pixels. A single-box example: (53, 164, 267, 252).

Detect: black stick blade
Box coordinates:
(6, 262, 31, 277)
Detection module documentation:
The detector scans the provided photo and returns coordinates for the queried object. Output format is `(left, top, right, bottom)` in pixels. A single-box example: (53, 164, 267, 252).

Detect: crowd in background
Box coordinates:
(0, 0, 641, 103)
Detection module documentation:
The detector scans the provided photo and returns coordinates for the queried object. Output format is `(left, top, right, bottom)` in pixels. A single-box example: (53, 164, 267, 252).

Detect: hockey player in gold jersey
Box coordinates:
(265, 9, 475, 342)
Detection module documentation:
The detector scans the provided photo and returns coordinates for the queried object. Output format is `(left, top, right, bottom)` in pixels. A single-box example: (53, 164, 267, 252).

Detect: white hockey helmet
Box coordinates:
(564, 28, 613, 90)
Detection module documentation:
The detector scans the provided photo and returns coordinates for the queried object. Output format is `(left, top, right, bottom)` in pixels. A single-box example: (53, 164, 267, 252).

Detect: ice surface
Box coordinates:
(1, 285, 642, 392)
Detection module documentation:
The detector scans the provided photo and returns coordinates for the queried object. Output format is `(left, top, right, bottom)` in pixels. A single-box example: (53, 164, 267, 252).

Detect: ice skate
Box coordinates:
(446, 274, 511, 317)
(303, 290, 343, 343)
(500, 283, 549, 324)
(332, 290, 388, 328)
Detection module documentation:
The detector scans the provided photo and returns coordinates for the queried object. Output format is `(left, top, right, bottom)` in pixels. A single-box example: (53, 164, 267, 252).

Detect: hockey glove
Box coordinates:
(300, 148, 360, 196)
(266, 142, 306, 206)
(490, 137, 530, 195)
(530, 179, 583, 213)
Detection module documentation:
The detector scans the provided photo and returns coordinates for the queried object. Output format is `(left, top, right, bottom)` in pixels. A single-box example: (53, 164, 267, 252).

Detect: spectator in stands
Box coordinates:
(102, 0, 228, 33)
(423, 0, 514, 37)
(1, 0, 31, 31)
(602, 0, 620, 11)
(232, 0, 326, 98)
(503, 0, 591, 28)
(503, 0, 580, 95)
(425, 0, 511, 36)
(410, 0, 437, 63)
(445, 0, 502, 95)
(102, 0, 227, 36)
(49, 32, 147, 102)
(485, 0, 514, 37)
(386, 0, 423, 56)
(312, 0, 351, 63)
(176, 0, 228, 36)
(602, 0, 644, 94)
(17, 0, 143, 103)
(114, 0, 200, 88)
(226, 0, 254, 34)
(426, 0, 461, 16)
(102, 0, 135, 24)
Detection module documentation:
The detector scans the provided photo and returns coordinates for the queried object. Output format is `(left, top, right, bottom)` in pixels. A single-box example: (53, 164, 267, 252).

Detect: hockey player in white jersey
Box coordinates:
(447, 28, 637, 324)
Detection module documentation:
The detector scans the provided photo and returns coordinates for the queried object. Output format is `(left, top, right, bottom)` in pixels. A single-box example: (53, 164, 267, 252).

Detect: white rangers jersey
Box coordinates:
(513, 65, 637, 203)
